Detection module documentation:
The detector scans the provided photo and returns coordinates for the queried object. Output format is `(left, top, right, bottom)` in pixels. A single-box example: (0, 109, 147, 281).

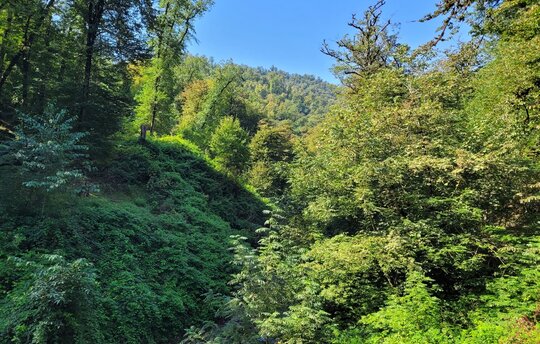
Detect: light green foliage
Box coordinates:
(467, 2, 540, 162)
(134, 58, 176, 133)
(305, 233, 412, 321)
(133, 1, 214, 136)
(360, 270, 452, 344)
(190, 1, 540, 343)
(239, 67, 337, 133)
(171, 57, 335, 146)
(175, 65, 260, 148)
(209, 116, 250, 175)
(3, 104, 90, 193)
(175, 77, 214, 144)
(184, 211, 326, 343)
(244, 221, 330, 344)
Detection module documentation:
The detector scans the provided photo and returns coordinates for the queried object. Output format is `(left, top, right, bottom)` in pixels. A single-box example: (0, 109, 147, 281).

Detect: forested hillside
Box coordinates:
(0, 0, 539, 343)
(133, 56, 336, 135)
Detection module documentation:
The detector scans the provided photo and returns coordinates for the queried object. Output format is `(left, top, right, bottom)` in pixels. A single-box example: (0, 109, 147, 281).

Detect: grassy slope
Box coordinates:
(0, 137, 267, 343)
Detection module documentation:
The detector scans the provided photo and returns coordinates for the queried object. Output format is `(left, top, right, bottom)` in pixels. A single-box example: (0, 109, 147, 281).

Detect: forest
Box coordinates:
(0, 0, 538, 343)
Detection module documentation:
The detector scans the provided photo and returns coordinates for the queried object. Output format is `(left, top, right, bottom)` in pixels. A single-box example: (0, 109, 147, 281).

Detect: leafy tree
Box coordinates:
(209, 116, 250, 175)
(0, 0, 57, 100)
(174, 64, 261, 150)
(321, 0, 408, 89)
(360, 270, 452, 344)
(248, 123, 294, 197)
(134, 0, 214, 136)
(172, 58, 335, 145)
(174, 78, 214, 145)
(0, 255, 102, 344)
(184, 211, 323, 343)
(2, 104, 91, 194)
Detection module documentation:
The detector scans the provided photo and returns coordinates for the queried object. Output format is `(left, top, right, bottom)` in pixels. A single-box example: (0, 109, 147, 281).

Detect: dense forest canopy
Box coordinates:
(0, 0, 539, 343)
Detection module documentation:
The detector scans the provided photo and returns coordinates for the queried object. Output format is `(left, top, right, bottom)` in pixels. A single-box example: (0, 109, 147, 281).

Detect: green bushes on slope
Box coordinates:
(0, 137, 266, 343)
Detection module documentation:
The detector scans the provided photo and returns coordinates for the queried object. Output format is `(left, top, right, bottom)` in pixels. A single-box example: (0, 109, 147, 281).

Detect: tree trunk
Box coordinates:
(57, 25, 72, 83)
(0, 0, 55, 96)
(149, 2, 170, 136)
(79, 0, 105, 122)
(21, 47, 30, 106)
(21, 17, 32, 107)
(0, 10, 13, 78)
(36, 22, 55, 112)
(150, 74, 161, 135)
(149, 3, 198, 135)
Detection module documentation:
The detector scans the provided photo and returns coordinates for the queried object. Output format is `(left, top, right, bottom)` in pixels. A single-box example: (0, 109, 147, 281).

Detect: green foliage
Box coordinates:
(174, 65, 260, 148)
(0, 0, 155, 150)
(0, 138, 266, 343)
(0, 255, 101, 344)
(133, 1, 214, 136)
(169, 57, 335, 145)
(209, 117, 250, 175)
(360, 270, 452, 344)
(247, 123, 294, 197)
(1, 1, 540, 343)
(189, 1, 540, 343)
(238, 66, 337, 133)
(134, 58, 177, 134)
(2, 104, 92, 194)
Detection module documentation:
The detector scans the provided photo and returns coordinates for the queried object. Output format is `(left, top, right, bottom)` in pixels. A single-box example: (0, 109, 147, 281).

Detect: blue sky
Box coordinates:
(188, 1, 467, 83)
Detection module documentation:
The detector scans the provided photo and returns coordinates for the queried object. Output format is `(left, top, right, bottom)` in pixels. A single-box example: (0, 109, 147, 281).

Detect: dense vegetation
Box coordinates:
(0, 0, 539, 343)
(133, 56, 336, 136)
(0, 131, 266, 342)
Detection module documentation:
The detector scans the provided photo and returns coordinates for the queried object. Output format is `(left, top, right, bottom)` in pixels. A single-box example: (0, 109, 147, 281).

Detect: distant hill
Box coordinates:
(236, 65, 338, 133)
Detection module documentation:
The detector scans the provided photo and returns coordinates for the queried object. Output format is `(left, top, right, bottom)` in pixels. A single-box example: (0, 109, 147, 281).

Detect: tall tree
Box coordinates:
(0, 0, 56, 97)
(133, 0, 213, 136)
(78, 0, 105, 121)
(75, 0, 154, 132)
(321, 0, 405, 89)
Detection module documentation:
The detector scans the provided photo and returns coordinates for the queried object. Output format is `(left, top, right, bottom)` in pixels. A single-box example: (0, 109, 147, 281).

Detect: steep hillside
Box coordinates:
(0, 137, 266, 343)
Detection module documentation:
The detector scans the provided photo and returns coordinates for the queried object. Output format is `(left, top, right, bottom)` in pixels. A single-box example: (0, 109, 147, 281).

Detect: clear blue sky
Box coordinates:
(188, 1, 467, 83)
